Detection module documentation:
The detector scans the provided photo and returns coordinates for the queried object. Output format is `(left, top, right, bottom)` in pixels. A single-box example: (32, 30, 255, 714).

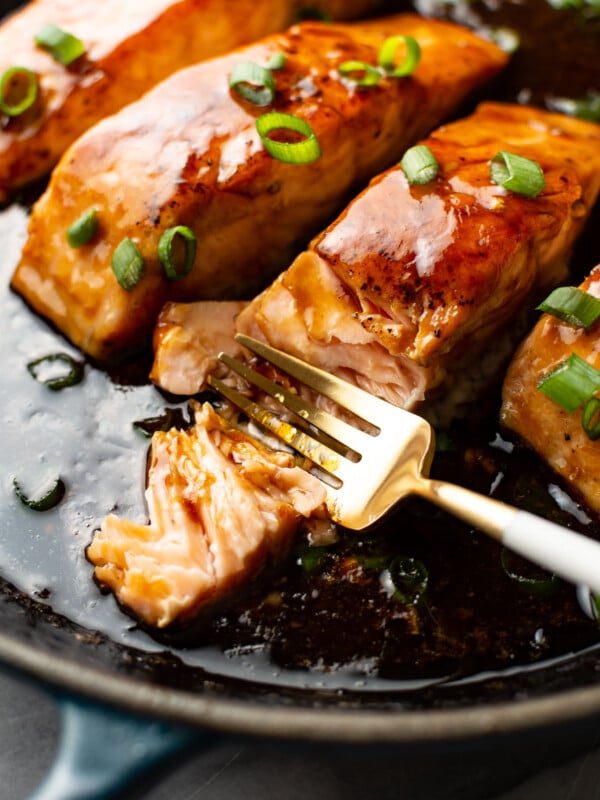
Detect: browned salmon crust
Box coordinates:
(87, 402, 326, 628)
(11, 15, 507, 360)
(501, 265, 600, 516)
(152, 103, 600, 424)
(0, 0, 381, 201)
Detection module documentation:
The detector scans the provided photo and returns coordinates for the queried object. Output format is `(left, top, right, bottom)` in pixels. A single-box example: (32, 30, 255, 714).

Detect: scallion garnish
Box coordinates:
(297, 545, 328, 574)
(548, 92, 600, 123)
(537, 352, 600, 412)
(268, 52, 286, 71)
(400, 144, 439, 185)
(230, 61, 275, 106)
(389, 555, 428, 605)
(490, 151, 545, 198)
(256, 112, 321, 164)
(158, 225, 197, 280)
(537, 286, 600, 329)
(34, 23, 85, 66)
(66, 208, 98, 248)
(27, 353, 84, 390)
(378, 35, 421, 77)
(338, 60, 381, 88)
(500, 547, 558, 595)
(582, 396, 600, 440)
(0, 67, 38, 117)
(13, 475, 65, 511)
(111, 238, 144, 291)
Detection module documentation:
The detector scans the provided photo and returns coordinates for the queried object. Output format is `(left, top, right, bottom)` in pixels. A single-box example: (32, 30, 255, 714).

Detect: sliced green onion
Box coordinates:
(0, 67, 38, 117)
(389, 555, 428, 605)
(267, 52, 286, 71)
(297, 545, 328, 574)
(230, 61, 275, 106)
(582, 396, 600, 440)
(111, 238, 144, 291)
(500, 547, 559, 595)
(489, 27, 521, 54)
(400, 144, 439, 185)
(27, 353, 84, 390)
(490, 151, 545, 198)
(13, 475, 65, 511)
(158, 225, 197, 280)
(378, 35, 421, 77)
(547, 93, 600, 123)
(132, 408, 182, 437)
(339, 60, 381, 88)
(537, 286, 600, 328)
(537, 352, 600, 412)
(66, 208, 98, 248)
(34, 23, 85, 66)
(256, 112, 321, 164)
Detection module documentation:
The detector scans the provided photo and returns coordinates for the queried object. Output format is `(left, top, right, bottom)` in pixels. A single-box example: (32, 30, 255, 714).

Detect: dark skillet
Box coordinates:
(0, 0, 600, 797)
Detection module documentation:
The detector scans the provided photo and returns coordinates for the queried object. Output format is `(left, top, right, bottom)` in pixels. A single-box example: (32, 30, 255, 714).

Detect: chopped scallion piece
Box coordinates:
(0, 67, 38, 117)
(537, 352, 600, 412)
(111, 238, 144, 291)
(400, 144, 439, 185)
(339, 60, 381, 88)
(537, 286, 600, 328)
(547, 92, 600, 123)
(256, 112, 321, 164)
(66, 208, 98, 248)
(490, 151, 545, 197)
(582, 396, 600, 440)
(389, 555, 428, 605)
(378, 35, 421, 77)
(34, 23, 85, 66)
(500, 547, 558, 595)
(297, 545, 328, 574)
(267, 52, 286, 71)
(158, 225, 197, 280)
(489, 27, 520, 54)
(230, 61, 275, 106)
(27, 352, 84, 390)
(13, 475, 65, 511)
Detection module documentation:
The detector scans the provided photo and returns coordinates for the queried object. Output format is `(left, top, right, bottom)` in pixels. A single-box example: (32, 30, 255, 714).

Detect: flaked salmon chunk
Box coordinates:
(501, 265, 600, 517)
(87, 402, 326, 627)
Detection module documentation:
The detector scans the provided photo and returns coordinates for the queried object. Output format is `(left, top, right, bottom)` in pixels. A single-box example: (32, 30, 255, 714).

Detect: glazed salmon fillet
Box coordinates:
(501, 265, 600, 516)
(152, 103, 600, 426)
(87, 402, 326, 628)
(0, 0, 381, 202)
(11, 15, 507, 360)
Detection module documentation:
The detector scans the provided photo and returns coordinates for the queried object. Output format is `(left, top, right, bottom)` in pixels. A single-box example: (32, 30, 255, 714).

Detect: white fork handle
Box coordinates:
(422, 479, 600, 595)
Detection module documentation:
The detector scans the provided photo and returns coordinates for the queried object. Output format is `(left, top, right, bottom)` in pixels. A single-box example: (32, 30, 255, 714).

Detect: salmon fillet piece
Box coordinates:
(0, 0, 381, 201)
(152, 103, 600, 424)
(11, 15, 507, 360)
(87, 402, 326, 628)
(501, 265, 600, 516)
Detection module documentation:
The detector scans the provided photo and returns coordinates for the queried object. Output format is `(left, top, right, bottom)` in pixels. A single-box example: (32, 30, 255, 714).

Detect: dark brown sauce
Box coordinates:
(1, 0, 599, 695)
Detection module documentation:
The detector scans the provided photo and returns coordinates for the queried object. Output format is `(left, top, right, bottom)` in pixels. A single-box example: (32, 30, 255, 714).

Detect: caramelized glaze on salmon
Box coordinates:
(87, 402, 326, 627)
(501, 265, 600, 516)
(0, 0, 381, 201)
(11, 15, 507, 360)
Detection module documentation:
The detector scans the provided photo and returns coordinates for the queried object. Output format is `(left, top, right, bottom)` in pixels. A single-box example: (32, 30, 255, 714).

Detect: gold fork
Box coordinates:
(208, 334, 600, 595)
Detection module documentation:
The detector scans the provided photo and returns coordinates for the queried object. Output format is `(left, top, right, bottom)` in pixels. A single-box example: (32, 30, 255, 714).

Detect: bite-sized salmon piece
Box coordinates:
(87, 402, 327, 628)
(152, 103, 600, 426)
(0, 0, 381, 202)
(501, 265, 600, 516)
(11, 16, 507, 360)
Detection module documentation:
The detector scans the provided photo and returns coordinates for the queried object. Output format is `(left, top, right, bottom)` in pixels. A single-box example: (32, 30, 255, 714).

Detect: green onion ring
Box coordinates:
(500, 547, 559, 595)
(111, 238, 145, 291)
(339, 60, 381, 88)
(230, 61, 275, 106)
(256, 112, 321, 164)
(13, 475, 65, 511)
(537, 352, 600, 413)
(34, 23, 85, 66)
(400, 144, 439, 185)
(378, 35, 421, 77)
(66, 208, 98, 248)
(158, 226, 197, 280)
(490, 151, 545, 198)
(389, 555, 429, 605)
(267, 52, 286, 71)
(537, 286, 600, 329)
(582, 396, 600, 440)
(27, 352, 84, 390)
(0, 67, 38, 117)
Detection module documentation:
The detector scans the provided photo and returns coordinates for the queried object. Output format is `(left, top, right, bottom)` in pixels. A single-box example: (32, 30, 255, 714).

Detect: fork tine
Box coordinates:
(218, 352, 371, 455)
(207, 375, 351, 478)
(235, 334, 398, 428)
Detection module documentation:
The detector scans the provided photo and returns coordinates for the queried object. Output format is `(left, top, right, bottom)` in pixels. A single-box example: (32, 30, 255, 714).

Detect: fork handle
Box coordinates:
(422, 479, 600, 595)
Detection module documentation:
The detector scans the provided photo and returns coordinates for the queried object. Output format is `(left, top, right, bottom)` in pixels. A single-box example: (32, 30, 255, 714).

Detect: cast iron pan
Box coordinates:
(1, 0, 599, 797)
